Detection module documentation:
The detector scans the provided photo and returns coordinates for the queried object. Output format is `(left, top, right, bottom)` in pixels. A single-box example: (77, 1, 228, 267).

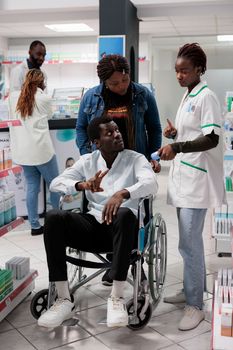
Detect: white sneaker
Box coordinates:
(107, 297, 128, 327)
(38, 298, 75, 328)
(179, 305, 205, 331)
(163, 291, 186, 304)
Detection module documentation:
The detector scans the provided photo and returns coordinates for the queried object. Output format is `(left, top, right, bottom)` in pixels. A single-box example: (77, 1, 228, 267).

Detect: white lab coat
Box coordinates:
(9, 88, 55, 165)
(9, 60, 47, 93)
(167, 81, 226, 208)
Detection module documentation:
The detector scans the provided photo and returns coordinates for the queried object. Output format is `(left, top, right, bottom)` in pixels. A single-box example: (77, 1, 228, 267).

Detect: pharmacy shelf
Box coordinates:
(212, 193, 233, 255)
(0, 120, 21, 128)
(1, 58, 146, 65)
(213, 233, 231, 240)
(212, 217, 231, 240)
(0, 165, 22, 179)
(1, 60, 97, 65)
(212, 280, 233, 350)
(0, 270, 38, 322)
(0, 217, 24, 238)
(216, 239, 232, 255)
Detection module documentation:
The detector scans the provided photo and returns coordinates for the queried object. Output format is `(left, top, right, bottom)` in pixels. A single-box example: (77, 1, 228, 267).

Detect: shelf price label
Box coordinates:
(6, 225, 12, 232)
(5, 297, 11, 306)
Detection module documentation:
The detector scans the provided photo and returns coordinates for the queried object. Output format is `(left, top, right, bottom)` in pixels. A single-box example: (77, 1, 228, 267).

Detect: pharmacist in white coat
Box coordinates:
(158, 43, 226, 331)
(9, 40, 47, 93)
(9, 69, 59, 236)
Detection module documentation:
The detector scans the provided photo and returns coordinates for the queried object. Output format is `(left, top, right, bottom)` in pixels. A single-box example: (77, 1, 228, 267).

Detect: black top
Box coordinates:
(102, 84, 134, 149)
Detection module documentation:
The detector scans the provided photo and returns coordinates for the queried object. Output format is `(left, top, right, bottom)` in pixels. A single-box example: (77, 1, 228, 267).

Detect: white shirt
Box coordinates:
(167, 81, 226, 208)
(9, 88, 55, 165)
(9, 60, 47, 93)
(50, 149, 158, 222)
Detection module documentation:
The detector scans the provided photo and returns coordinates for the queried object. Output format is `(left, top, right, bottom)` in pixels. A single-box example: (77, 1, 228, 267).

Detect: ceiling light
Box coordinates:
(217, 35, 233, 42)
(45, 23, 94, 32)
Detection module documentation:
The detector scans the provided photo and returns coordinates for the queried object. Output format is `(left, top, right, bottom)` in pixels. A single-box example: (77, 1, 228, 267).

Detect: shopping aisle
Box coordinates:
(0, 164, 231, 350)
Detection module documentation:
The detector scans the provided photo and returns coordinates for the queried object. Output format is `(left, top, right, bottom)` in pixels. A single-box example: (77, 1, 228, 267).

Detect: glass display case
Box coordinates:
(51, 87, 85, 119)
(141, 83, 155, 95)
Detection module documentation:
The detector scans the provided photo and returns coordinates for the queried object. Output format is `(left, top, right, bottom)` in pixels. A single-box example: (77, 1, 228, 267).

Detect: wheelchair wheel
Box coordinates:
(66, 248, 85, 289)
(30, 289, 49, 319)
(127, 297, 152, 330)
(147, 213, 167, 307)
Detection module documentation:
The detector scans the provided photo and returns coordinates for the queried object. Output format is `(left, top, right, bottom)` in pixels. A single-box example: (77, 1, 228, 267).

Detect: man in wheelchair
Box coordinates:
(38, 116, 158, 328)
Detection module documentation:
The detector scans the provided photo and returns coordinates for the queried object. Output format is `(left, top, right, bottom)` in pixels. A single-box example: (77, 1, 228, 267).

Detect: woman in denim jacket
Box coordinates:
(76, 55, 162, 170)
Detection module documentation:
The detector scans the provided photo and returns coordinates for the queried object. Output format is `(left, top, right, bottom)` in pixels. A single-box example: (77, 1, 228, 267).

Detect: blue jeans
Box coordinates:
(177, 208, 207, 309)
(22, 155, 60, 229)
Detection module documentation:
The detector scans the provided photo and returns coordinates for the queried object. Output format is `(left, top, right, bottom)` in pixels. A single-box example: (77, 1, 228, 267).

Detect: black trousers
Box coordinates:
(43, 207, 138, 282)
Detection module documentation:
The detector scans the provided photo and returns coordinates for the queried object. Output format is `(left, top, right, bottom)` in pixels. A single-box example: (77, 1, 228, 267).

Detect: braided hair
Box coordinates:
(177, 43, 207, 74)
(97, 54, 130, 82)
(16, 69, 45, 118)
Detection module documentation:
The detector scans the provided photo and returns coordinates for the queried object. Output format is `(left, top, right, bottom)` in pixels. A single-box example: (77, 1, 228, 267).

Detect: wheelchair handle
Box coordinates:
(138, 195, 153, 211)
(138, 195, 153, 228)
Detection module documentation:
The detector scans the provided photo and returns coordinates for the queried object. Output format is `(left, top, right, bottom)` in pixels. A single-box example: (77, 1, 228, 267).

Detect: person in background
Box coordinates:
(158, 43, 225, 331)
(37, 116, 158, 328)
(9, 69, 60, 236)
(9, 40, 47, 92)
(76, 54, 162, 285)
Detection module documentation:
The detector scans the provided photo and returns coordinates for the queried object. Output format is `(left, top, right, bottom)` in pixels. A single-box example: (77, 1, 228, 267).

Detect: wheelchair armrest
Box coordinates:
(138, 195, 153, 209)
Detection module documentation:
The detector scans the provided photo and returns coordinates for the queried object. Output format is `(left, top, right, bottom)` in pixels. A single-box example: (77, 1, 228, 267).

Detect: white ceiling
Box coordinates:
(0, 0, 233, 48)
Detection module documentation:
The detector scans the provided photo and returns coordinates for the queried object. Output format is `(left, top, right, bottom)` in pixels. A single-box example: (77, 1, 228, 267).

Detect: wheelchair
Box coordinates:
(30, 193, 167, 330)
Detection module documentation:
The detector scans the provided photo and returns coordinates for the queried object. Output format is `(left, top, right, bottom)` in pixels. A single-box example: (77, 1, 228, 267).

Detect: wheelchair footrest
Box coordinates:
(66, 255, 111, 269)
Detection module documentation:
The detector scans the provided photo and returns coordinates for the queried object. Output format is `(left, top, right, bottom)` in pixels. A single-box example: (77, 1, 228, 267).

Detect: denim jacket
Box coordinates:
(76, 82, 162, 159)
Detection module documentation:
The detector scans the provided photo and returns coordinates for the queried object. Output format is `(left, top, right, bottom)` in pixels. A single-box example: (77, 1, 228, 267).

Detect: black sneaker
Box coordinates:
(31, 226, 44, 236)
(102, 269, 113, 286)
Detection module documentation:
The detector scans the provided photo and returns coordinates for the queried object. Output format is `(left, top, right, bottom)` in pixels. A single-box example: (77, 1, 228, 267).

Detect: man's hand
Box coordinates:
(158, 144, 176, 161)
(151, 160, 161, 173)
(102, 190, 129, 225)
(163, 118, 177, 139)
(78, 170, 108, 192)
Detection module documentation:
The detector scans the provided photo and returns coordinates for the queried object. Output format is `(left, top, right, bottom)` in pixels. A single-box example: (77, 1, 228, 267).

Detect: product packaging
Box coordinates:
(221, 303, 233, 337)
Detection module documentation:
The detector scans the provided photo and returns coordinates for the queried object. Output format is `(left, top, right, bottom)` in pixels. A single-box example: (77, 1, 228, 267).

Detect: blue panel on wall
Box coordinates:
(98, 35, 125, 60)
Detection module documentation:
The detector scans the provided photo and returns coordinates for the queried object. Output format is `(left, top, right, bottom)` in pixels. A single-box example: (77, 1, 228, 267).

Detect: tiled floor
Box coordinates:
(0, 164, 232, 349)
